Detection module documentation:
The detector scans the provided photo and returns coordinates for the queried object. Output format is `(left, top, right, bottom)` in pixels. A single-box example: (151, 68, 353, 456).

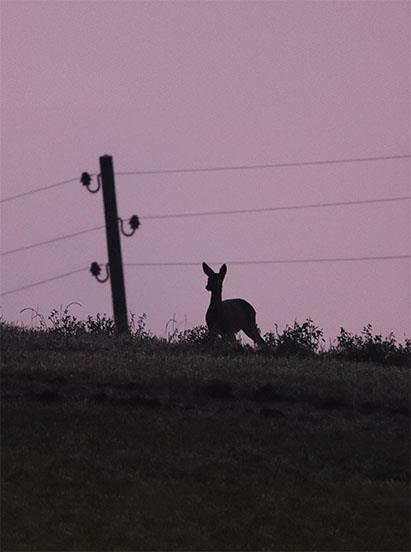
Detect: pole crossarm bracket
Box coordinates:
(118, 215, 140, 237)
(90, 261, 110, 283)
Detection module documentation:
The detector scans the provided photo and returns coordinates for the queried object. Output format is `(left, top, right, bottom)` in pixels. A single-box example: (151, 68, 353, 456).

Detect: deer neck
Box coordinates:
(209, 288, 223, 308)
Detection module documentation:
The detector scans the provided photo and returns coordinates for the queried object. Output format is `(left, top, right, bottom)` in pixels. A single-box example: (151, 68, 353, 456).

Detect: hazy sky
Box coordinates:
(1, 0, 410, 341)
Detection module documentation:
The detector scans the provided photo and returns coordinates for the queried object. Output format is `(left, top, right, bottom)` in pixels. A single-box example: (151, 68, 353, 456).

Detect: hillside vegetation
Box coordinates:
(1, 315, 410, 551)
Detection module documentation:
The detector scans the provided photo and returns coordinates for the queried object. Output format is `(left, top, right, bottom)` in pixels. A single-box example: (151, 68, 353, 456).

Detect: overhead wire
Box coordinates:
(116, 154, 411, 177)
(1, 196, 410, 257)
(125, 255, 411, 268)
(1, 254, 409, 297)
(1, 153, 409, 204)
(141, 196, 411, 221)
(0, 176, 80, 204)
(1, 225, 104, 257)
(0, 268, 87, 297)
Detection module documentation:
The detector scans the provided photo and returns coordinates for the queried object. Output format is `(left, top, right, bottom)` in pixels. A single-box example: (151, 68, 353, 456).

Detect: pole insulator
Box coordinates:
(81, 172, 101, 193)
(118, 215, 140, 237)
(129, 215, 140, 230)
(90, 262, 110, 283)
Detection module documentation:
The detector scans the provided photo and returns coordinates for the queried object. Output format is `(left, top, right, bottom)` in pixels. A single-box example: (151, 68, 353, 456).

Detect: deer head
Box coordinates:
(202, 263, 227, 292)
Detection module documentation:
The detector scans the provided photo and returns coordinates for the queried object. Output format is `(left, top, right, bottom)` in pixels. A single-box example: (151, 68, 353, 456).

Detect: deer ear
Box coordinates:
(202, 262, 214, 276)
(219, 264, 227, 278)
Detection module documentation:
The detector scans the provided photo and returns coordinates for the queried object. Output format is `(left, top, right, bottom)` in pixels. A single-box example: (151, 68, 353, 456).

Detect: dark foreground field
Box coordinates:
(1, 332, 410, 551)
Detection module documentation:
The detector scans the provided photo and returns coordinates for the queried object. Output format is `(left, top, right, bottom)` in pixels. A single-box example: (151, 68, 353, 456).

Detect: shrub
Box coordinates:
(129, 313, 153, 341)
(175, 325, 246, 355)
(25, 305, 150, 340)
(332, 324, 411, 367)
(48, 304, 87, 336)
(1, 309, 410, 366)
(0, 307, 156, 353)
(85, 313, 115, 336)
(176, 325, 210, 346)
(264, 318, 325, 357)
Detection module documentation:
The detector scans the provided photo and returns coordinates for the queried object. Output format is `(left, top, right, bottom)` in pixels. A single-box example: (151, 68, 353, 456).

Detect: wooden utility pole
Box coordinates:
(99, 155, 128, 334)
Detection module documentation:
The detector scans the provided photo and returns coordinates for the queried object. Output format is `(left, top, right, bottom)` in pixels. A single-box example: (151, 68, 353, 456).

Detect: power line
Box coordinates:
(0, 267, 87, 297)
(126, 254, 411, 268)
(1, 225, 104, 257)
(117, 154, 411, 177)
(1, 154, 409, 205)
(1, 254, 409, 297)
(141, 196, 411, 221)
(0, 177, 80, 204)
(2, 195, 410, 257)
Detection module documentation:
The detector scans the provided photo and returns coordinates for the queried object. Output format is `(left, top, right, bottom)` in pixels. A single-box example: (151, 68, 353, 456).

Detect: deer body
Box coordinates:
(203, 263, 265, 346)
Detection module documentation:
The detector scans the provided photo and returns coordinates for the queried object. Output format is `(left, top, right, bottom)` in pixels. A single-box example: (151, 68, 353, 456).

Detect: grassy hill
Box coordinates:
(1, 322, 410, 551)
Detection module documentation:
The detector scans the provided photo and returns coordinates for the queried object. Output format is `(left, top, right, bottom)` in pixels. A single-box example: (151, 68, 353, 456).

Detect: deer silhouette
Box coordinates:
(202, 262, 265, 346)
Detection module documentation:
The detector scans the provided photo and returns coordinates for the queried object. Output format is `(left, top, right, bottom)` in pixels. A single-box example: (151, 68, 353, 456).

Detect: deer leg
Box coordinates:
(244, 326, 266, 348)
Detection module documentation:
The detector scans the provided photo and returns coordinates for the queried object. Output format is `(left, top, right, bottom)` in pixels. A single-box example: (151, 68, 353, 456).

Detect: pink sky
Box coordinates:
(1, 0, 410, 341)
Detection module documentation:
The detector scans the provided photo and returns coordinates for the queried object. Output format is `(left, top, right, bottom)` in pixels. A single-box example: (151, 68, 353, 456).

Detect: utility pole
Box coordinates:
(99, 155, 128, 334)
(82, 155, 140, 335)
